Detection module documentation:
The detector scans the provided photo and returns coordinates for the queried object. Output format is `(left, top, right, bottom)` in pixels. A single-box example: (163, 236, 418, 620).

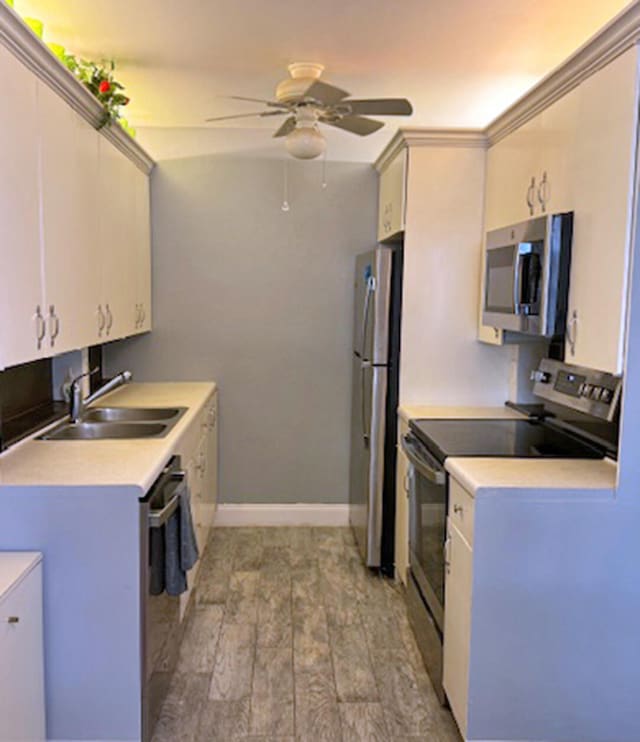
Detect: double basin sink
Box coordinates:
(40, 407, 188, 440)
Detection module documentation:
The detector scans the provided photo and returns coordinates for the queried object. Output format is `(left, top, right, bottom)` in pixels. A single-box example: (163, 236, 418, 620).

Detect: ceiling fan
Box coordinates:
(205, 63, 413, 159)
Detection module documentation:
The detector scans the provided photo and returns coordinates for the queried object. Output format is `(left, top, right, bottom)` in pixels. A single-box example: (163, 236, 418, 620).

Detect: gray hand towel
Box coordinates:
(165, 482, 199, 596)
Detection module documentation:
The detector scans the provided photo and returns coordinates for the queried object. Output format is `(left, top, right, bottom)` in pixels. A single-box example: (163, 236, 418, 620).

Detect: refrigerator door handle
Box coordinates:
(359, 276, 376, 358)
(361, 361, 371, 447)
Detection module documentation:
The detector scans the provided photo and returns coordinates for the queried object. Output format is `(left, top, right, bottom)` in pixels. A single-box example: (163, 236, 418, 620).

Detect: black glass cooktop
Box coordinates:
(409, 418, 606, 465)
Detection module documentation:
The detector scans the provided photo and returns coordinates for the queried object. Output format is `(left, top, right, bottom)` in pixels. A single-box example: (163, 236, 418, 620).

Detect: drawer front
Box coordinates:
(0, 563, 45, 740)
(448, 478, 474, 547)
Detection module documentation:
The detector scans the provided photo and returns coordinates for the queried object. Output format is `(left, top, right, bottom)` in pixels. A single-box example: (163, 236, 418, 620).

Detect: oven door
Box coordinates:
(401, 432, 447, 631)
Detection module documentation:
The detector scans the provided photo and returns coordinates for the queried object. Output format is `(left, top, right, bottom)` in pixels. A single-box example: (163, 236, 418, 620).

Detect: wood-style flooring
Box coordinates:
(152, 526, 462, 742)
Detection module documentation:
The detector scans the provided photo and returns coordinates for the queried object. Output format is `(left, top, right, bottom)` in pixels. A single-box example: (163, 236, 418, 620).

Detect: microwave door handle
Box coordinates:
(513, 248, 524, 315)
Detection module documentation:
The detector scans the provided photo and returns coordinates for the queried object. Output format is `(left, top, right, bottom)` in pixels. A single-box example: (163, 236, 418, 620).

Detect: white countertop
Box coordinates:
(0, 552, 42, 602)
(0, 382, 216, 492)
(446, 456, 618, 498)
(398, 404, 524, 423)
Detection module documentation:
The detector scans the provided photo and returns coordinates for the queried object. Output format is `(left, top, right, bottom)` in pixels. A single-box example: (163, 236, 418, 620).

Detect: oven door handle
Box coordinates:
(401, 434, 445, 485)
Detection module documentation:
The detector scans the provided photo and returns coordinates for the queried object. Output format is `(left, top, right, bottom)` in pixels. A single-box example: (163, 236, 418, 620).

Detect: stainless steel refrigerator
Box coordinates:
(349, 246, 402, 574)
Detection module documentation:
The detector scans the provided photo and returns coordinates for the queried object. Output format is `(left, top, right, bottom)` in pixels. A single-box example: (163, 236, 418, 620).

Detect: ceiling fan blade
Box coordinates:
(273, 116, 297, 138)
(205, 110, 286, 122)
(304, 79, 350, 105)
(323, 115, 385, 136)
(342, 98, 413, 116)
(225, 95, 289, 109)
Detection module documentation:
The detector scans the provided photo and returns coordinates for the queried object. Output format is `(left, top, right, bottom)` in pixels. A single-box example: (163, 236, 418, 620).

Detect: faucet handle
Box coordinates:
(70, 367, 100, 393)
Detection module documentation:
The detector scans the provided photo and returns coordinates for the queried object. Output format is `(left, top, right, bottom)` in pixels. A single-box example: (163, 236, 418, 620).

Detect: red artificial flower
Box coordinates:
(99, 80, 111, 94)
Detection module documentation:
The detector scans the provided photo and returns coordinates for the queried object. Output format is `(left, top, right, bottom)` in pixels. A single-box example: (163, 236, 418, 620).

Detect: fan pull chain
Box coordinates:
(281, 158, 290, 212)
(321, 149, 328, 189)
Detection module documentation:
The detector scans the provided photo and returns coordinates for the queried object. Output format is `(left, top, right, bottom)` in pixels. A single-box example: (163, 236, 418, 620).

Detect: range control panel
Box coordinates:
(532, 358, 622, 421)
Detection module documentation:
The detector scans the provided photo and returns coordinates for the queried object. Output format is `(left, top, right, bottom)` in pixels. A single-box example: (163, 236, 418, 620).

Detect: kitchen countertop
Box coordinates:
(446, 456, 618, 498)
(0, 382, 216, 492)
(398, 404, 524, 423)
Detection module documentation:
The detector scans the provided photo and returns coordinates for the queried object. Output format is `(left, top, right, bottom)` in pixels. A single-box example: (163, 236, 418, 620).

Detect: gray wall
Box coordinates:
(105, 155, 377, 504)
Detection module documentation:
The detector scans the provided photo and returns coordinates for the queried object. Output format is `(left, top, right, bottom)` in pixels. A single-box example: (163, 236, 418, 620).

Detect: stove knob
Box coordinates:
(600, 388, 613, 404)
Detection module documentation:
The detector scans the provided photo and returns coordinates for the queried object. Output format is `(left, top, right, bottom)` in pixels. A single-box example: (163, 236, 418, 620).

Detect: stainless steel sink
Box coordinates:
(82, 407, 185, 423)
(40, 421, 169, 440)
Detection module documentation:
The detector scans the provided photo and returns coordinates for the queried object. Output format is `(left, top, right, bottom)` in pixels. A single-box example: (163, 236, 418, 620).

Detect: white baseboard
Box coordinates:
(213, 503, 350, 527)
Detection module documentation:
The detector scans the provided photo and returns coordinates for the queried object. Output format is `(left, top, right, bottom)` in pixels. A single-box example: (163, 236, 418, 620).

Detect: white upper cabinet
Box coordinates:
(0, 46, 45, 368)
(481, 47, 639, 371)
(98, 138, 138, 343)
(377, 148, 407, 240)
(564, 48, 638, 373)
(39, 82, 102, 354)
(133, 168, 152, 333)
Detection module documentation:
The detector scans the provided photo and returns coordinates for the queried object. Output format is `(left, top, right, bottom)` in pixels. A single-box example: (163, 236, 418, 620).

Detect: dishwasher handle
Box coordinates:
(401, 433, 446, 485)
(148, 470, 187, 529)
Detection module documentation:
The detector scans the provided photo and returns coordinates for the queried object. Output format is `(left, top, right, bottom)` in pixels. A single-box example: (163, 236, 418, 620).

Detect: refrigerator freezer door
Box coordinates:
(353, 249, 392, 364)
(349, 357, 388, 567)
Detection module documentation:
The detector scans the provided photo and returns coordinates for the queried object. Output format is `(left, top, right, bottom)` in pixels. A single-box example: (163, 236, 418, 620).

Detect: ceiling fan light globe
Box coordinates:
(285, 126, 326, 159)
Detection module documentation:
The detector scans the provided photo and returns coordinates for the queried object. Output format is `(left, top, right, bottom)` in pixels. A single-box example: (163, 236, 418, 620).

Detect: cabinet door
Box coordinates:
(377, 148, 407, 240)
(443, 518, 473, 740)
(98, 138, 137, 342)
(394, 420, 410, 585)
(0, 563, 45, 740)
(536, 85, 579, 216)
(484, 114, 542, 231)
(39, 83, 101, 353)
(203, 395, 218, 506)
(0, 46, 45, 368)
(133, 168, 152, 333)
(565, 47, 638, 373)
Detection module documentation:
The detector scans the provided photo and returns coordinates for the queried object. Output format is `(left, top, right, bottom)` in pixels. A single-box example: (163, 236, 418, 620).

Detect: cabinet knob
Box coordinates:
(7, 616, 19, 624)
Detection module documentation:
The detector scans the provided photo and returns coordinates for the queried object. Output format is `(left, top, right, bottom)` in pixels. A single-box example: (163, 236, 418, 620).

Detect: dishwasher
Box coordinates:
(139, 455, 187, 741)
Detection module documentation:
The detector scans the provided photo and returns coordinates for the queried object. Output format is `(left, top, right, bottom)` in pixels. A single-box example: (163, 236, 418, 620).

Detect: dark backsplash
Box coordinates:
(0, 357, 66, 450)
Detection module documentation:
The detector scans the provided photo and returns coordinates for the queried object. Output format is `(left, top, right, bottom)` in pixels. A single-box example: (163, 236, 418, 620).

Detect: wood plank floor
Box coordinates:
(152, 527, 462, 742)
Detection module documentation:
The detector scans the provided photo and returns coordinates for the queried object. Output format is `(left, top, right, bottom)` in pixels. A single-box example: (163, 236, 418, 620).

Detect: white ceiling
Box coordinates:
(14, 0, 632, 161)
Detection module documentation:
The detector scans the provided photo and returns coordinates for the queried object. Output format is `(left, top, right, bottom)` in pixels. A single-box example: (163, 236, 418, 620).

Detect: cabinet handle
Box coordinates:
(526, 176, 536, 216)
(105, 304, 113, 336)
(97, 305, 106, 337)
(443, 535, 452, 574)
(49, 305, 60, 346)
(567, 309, 578, 357)
(453, 504, 463, 515)
(34, 305, 46, 350)
(140, 304, 146, 325)
(493, 327, 500, 340)
(537, 171, 549, 213)
(7, 616, 19, 624)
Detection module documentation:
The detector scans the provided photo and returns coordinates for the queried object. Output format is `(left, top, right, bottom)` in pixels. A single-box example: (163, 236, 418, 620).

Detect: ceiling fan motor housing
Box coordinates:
(276, 62, 325, 103)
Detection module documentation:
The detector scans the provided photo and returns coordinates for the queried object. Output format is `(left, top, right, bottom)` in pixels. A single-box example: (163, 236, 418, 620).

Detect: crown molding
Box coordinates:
(0, 3, 154, 174)
(375, 127, 488, 172)
(486, 2, 640, 145)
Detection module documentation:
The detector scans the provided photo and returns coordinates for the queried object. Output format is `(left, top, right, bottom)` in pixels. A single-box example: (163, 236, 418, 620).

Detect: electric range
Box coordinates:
(401, 358, 622, 706)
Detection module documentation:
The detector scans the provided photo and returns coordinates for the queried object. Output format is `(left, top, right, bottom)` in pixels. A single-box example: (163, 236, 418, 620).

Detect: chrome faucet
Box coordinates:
(69, 368, 133, 423)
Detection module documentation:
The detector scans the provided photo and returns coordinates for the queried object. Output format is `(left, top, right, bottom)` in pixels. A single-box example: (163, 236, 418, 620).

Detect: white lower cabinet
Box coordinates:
(443, 513, 473, 740)
(177, 391, 218, 618)
(0, 554, 45, 742)
(395, 418, 410, 585)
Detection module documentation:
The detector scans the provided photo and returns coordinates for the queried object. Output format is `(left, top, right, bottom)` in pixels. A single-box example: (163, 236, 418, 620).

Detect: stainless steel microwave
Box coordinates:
(483, 213, 573, 336)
